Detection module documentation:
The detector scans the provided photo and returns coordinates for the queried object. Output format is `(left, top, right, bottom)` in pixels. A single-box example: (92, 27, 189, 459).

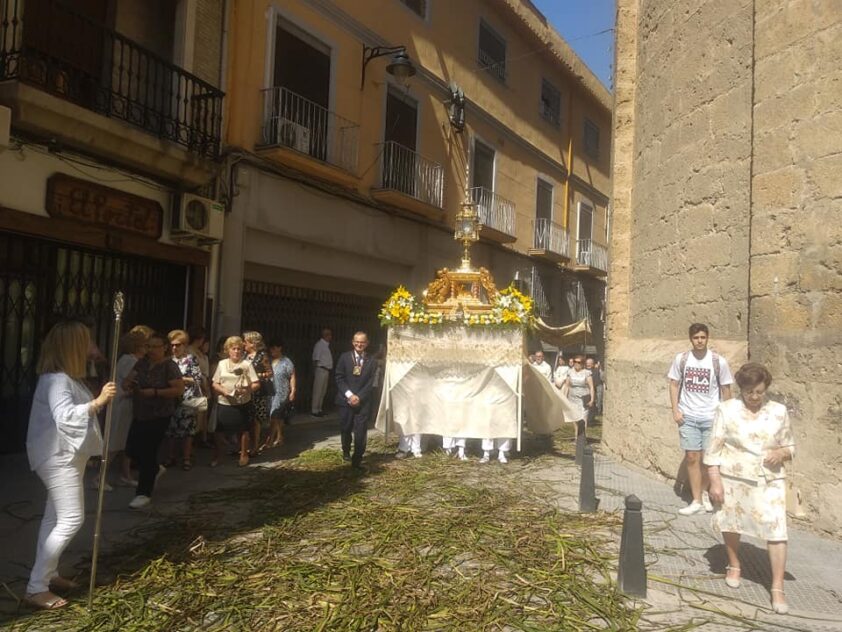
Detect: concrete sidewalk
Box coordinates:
(1, 421, 841, 630)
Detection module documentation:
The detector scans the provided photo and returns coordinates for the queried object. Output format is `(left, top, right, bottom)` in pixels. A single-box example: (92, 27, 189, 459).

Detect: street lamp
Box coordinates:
(361, 45, 416, 89)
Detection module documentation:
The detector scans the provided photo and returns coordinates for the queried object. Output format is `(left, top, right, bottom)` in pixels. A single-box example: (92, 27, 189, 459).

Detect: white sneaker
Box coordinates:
(128, 495, 151, 509)
(457, 450, 468, 461)
(92, 478, 112, 492)
(498, 452, 508, 464)
(156, 464, 167, 482)
(479, 453, 490, 464)
(678, 501, 705, 516)
(412, 451, 423, 458)
(702, 492, 714, 513)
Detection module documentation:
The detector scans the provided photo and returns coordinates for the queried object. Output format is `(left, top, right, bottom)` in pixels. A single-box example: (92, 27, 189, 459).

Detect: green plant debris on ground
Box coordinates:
(10, 431, 651, 631)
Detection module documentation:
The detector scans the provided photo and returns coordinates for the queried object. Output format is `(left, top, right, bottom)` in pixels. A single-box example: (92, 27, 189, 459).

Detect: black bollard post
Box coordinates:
(617, 494, 647, 598)
(575, 420, 586, 465)
(578, 444, 599, 512)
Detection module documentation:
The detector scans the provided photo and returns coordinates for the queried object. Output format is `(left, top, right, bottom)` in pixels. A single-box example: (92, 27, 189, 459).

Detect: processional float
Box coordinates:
(375, 184, 584, 450)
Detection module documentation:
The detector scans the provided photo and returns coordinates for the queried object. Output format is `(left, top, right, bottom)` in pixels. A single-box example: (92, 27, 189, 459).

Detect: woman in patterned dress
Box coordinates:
(243, 331, 273, 455)
(164, 329, 203, 470)
(265, 339, 296, 449)
(705, 363, 795, 615)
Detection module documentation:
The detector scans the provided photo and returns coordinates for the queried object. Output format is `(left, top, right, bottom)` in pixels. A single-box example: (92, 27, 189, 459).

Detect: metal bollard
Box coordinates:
(578, 444, 599, 512)
(616, 494, 647, 598)
(575, 420, 586, 465)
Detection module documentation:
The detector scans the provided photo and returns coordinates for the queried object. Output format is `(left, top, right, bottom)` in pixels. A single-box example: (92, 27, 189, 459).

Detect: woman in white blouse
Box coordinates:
(706, 363, 795, 615)
(25, 320, 116, 609)
(211, 336, 259, 467)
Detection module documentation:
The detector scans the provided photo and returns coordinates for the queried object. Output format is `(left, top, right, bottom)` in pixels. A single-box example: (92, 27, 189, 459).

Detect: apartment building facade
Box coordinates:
(218, 0, 612, 407)
(0, 0, 226, 451)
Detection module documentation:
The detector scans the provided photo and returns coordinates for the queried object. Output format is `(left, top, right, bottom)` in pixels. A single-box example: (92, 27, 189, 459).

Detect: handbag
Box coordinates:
(182, 378, 208, 412)
(228, 361, 252, 405)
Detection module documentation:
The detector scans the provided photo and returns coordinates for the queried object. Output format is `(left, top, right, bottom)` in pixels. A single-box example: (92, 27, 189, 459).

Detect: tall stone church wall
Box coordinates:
(607, 0, 842, 534)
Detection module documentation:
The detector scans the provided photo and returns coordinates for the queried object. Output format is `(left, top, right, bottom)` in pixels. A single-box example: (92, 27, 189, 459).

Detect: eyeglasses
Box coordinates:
(171, 342, 184, 347)
(573, 360, 583, 365)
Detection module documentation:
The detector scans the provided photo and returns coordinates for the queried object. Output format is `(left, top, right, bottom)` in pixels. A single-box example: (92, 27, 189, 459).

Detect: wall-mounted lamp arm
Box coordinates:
(360, 44, 409, 90)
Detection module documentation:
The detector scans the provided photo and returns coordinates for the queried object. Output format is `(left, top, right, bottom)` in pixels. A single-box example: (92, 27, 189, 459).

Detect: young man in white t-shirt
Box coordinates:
(668, 323, 734, 516)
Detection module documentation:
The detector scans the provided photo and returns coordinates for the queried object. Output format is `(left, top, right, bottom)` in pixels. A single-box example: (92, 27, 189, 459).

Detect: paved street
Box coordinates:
(1, 418, 841, 630)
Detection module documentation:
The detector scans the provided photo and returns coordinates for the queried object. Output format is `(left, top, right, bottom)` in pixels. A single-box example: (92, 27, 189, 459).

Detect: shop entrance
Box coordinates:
(0, 231, 187, 452)
(241, 280, 383, 415)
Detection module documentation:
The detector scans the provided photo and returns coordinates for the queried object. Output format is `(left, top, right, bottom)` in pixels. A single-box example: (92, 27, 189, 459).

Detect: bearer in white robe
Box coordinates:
(396, 432, 423, 458)
(442, 436, 467, 461)
(480, 438, 512, 464)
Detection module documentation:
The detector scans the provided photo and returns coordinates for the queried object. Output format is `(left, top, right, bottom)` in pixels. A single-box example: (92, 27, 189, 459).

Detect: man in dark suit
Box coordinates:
(335, 331, 376, 469)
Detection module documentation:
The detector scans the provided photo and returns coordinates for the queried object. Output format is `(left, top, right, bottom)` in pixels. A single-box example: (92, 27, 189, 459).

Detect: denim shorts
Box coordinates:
(678, 415, 713, 451)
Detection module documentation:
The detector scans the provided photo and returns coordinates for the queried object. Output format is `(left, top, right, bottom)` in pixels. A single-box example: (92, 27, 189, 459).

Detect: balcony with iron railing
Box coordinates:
(469, 186, 516, 243)
(0, 0, 224, 176)
(574, 239, 608, 277)
(528, 217, 570, 263)
(258, 86, 359, 182)
(371, 141, 445, 220)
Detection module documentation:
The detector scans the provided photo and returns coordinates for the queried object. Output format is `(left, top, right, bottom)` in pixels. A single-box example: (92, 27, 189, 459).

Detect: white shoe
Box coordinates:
(128, 495, 151, 509)
(498, 452, 508, 464)
(92, 478, 113, 492)
(479, 453, 490, 464)
(156, 464, 167, 482)
(457, 450, 468, 461)
(702, 492, 714, 513)
(394, 450, 409, 460)
(678, 501, 705, 516)
(412, 451, 423, 458)
(443, 448, 453, 457)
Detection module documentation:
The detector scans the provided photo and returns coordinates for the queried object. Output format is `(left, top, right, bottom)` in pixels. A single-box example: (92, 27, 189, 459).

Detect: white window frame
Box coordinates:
(264, 4, 338, 118)
(536, 175, 554, 222)
(471, 134, 497, 192)
(577, 200, 594, 242)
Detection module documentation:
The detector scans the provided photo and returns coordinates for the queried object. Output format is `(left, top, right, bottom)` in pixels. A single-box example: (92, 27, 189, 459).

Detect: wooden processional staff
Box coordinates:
(88, 291, 125, 609)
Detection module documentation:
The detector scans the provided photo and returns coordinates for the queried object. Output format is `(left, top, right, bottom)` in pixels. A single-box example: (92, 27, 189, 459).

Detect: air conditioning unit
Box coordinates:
(171, 193, 224, 243)
(278, 118, 311, 153)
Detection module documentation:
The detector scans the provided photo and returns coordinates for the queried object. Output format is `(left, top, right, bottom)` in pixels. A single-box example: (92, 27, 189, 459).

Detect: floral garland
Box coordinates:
(379, 284, 534, 328)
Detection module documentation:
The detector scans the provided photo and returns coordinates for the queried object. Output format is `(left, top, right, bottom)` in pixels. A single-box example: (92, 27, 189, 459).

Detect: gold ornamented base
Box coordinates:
(423, 266, 498, 316)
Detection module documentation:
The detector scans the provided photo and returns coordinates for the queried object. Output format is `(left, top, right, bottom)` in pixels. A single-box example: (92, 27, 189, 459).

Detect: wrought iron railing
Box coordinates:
(577, 239, 608, 271)
(260, 86, 359, 174)
(478, 48, 506, 82)
(379, 140, 444, 208)
(533, 217, 570, 258)
(0, 0, 223, 157)
(470, 186, 516, 238)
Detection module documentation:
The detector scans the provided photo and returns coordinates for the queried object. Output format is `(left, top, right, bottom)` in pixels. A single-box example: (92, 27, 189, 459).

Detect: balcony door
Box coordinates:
(383, 89, 418, 194)
(272, 19, 331, 158)
(472, 139, 495, 222)
(21, 0, 108, 108)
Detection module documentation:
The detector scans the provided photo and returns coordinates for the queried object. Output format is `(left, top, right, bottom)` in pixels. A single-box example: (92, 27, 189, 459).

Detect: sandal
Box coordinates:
(182, 459, 193, 471)
(725, 565, 741, 589)
(48, 576, 80, 592)
(771, 588, 789, 614)
(24, 591, 68, 610)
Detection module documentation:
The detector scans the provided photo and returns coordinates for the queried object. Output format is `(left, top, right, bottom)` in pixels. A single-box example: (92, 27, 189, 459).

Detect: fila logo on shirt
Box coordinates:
(684, 367, 712, 393)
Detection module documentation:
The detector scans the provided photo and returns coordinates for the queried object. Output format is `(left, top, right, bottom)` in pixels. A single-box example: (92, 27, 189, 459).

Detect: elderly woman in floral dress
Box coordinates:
(705, 363, 795, 615)
(165, 329, 204, 470)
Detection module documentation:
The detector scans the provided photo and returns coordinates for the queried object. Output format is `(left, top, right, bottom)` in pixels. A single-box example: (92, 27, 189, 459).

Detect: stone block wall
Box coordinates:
(607, 0, 842, 534)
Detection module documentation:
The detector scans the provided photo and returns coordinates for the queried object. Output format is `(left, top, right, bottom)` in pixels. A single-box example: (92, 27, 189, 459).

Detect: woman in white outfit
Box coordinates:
(25, 320, 116, 609)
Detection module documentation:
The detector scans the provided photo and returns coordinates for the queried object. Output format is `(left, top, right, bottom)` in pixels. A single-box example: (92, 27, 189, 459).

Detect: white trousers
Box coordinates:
(441, 436, 465, 449)
(27, 453, 87, 595)
(311, 368, 329, 414)
(481, 438, 512, 453)
(398, 433, 422, 454)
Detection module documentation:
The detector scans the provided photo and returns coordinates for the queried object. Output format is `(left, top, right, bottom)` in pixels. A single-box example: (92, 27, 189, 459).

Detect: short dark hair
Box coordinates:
(735, 363, 773, 390)
(688, 323, 709, 337)
(268, 339, 284, 349)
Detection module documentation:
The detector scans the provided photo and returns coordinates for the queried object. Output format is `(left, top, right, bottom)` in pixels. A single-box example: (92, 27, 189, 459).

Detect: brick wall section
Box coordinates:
(749, 1, 842, 533)
(194, 0, 224, 87)
(607, 0, 842, 534)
